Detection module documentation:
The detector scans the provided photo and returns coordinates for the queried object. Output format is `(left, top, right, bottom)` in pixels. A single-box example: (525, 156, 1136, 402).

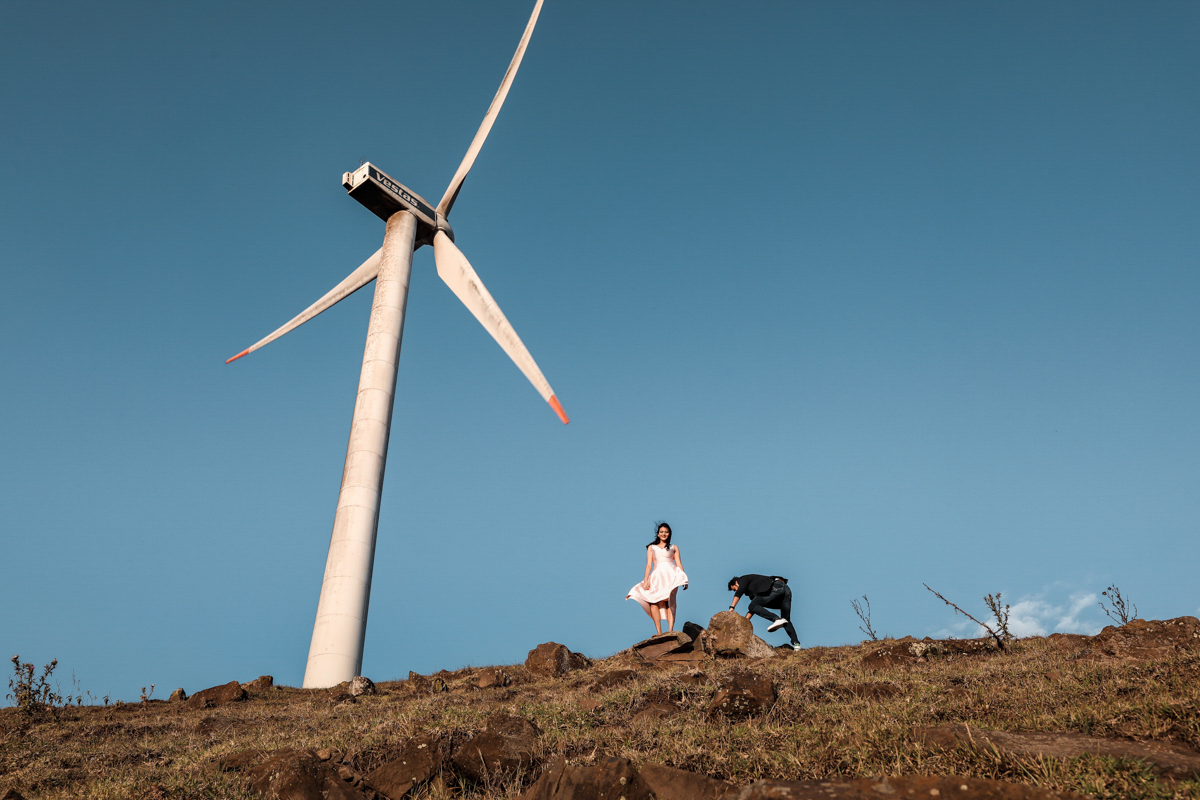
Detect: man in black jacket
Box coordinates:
(728, 574, 800, 650)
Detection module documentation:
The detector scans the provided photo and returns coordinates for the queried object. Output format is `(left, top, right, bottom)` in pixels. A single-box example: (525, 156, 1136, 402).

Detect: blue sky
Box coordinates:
(2, 1, 1197, 702)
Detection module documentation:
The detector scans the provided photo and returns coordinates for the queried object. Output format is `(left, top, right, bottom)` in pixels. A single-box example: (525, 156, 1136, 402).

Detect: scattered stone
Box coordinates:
(366, 734, 442, 799)
(451, 712, 540, 783)
(474, 667, 512, 689)
(247, 748, 366, 800)
(702, 612, 777, 659)
(185, 681, 247, 709)
(707, 671, 777, 720)
(349, 676, 376, 697)
(641, 762, 733, 800)
(1084, 617, 1200, 662)
(575, 696, 602, 712)
(168, 688, 187, 702)
(633, 702, 678, 723)
(862, 637, 998, 670)
(525, 642, 591, 678)
(733, 775, 1089, 799)
(242, 675, 274, 692)
(518, 756, 653, 800)
(633, 631, 693, 661)
(591, 669, 638, 690)
(915, 723, 1200, 781)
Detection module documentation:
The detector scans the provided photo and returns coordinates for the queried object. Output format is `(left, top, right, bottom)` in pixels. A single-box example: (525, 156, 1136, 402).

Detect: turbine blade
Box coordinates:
(433, 231, 568, 424)
(436, 0, 544, 218)
(225, 249, 382, 363)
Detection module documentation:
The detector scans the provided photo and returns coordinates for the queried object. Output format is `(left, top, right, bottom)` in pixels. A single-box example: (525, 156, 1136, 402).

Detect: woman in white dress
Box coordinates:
(626, 522, 689, 635)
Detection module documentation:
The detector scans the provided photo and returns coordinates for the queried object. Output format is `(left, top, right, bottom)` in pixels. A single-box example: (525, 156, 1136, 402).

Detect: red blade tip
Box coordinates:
(548, 395, 569, 425)
(225, 349, 250, 364)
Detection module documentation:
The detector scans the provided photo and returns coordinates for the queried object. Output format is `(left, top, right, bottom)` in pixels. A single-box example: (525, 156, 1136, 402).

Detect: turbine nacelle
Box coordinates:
(342, 163, 450, 247)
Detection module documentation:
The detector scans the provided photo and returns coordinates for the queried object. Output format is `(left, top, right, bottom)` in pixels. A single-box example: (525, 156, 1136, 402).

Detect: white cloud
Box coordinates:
(930, 587, 1106, 639)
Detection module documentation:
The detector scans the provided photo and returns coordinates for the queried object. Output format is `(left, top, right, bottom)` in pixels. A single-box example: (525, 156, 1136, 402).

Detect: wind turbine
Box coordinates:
(226, 0, 566, 689)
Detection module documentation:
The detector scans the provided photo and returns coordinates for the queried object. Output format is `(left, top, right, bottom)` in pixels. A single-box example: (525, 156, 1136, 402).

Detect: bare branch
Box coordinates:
(924, 584, 1007, 652)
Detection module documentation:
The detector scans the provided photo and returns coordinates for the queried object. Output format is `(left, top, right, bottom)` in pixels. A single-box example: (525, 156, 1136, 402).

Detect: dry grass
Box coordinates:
(2, 637, 1199, 799)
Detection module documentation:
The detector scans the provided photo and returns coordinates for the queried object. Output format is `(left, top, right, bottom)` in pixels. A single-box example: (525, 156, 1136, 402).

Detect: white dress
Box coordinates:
(626, 544, 689, 613)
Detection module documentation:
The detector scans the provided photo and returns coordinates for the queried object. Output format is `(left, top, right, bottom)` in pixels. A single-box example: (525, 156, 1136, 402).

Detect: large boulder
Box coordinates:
(640, 763, 733, 800)
(707, 671, 777, 720)
(702, 612, 776, 659)
(525, 642, 591, 678)
(348, 676, 376, 697)
(366, 734, 443, 799)
(451, 713, 540, 783)
(186, 681, 247, 709)
(633, 631, 693, 661)
(915, 723, 1200, 780)
(733, 776, 1089, 799)
(246, 748, 365, 800)
(518, 757, 653, 800)
(1084, 617, 1200, 661)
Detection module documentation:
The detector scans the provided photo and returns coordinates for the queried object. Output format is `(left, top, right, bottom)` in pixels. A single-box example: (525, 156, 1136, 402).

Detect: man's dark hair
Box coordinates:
(728, 577, 739, 591)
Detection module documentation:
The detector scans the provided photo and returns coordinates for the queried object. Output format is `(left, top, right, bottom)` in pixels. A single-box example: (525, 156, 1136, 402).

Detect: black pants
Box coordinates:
(747, 581, 799, 645)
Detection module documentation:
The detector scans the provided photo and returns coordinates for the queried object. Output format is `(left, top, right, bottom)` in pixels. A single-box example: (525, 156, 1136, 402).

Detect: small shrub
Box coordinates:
(983, 592, 1012, 641)
(1099, 585, 1138, 625)
(7, 654, 64, 717)
(851, 595, 878, 642)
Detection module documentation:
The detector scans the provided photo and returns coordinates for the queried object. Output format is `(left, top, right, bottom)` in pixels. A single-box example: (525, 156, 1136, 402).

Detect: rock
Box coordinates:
(518, 756, 653, 800)
(525, 642, 591, 678)
(862, 637, 998, 670)
(246, 748, 366, 800)
(590, 669, 638, 690)
(186, 681, 247, 709)
(658, 649, 706, 664)
(733, 776, 1089, 799)
(633, 702, 677, 723)
(366, 734, 442, 799)
(915, 723, 1200, 781)
(451, 712, 540, 783)
(641, 763, 733, 800)
(682, 620, 705, 641)
(1084, 617, 1200, 661)
(707, 671, 776, 720)
(633, 631, 693, 661)
(349, 676, 376, 697)
(702, 612, 776, 659)
(242, 675, 274, 692)
(168, 688, 187, 702)
(474, 667, 512, 689)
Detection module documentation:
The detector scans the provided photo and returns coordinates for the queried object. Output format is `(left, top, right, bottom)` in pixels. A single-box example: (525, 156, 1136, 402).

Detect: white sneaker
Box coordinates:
(767, 618, 788, 632)
(791, 642, 802, 651)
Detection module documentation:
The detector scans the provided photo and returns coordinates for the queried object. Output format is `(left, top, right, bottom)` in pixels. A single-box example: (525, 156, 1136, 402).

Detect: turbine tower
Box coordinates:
(226, 0, 566, 689)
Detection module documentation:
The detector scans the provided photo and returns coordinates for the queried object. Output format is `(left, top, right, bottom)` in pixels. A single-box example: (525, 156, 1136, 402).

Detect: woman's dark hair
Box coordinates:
(646, 521, 672, 550)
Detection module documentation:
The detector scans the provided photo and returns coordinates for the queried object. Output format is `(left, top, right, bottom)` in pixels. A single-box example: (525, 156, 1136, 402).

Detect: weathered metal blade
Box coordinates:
(433, 231, 568, 423)
(225, 249, 382, 363)
(436, 0, 544, 218)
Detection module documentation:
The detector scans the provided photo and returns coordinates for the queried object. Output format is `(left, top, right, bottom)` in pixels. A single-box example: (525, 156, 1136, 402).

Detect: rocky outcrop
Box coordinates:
(733, 776, 1089, 799)
(474, 667, 512, 689)
(348, 676, 376, 697)
(1084, 617, 1200, 661)
(168, 688, 187, 702)
(640, 763, 733, 799)
(517, 757, 653, 800)
(702, 612, 776, 659)
(915, 723, 1200, 780)
(451, 713, 540, 783)
(525, 642, 591, 678)
(246, 748, 364, 800)
(365, 734, 443, 798)
(242, 675, 274, 692)
(707, 671, 777, 720)
(186, 681, 247, 709)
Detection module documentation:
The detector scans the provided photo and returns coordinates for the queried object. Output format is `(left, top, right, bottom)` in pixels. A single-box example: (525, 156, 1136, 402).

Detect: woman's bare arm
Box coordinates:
(642, 547, 653, 589)
(672, 545, 684, 572)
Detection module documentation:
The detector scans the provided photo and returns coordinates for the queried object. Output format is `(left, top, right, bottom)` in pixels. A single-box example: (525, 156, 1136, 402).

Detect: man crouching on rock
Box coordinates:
(728, 574, 801, 650)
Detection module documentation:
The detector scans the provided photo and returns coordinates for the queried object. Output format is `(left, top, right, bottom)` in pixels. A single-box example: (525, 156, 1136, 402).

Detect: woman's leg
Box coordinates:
(651, 601, 664, 634)
(666, 589, 678, 631)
